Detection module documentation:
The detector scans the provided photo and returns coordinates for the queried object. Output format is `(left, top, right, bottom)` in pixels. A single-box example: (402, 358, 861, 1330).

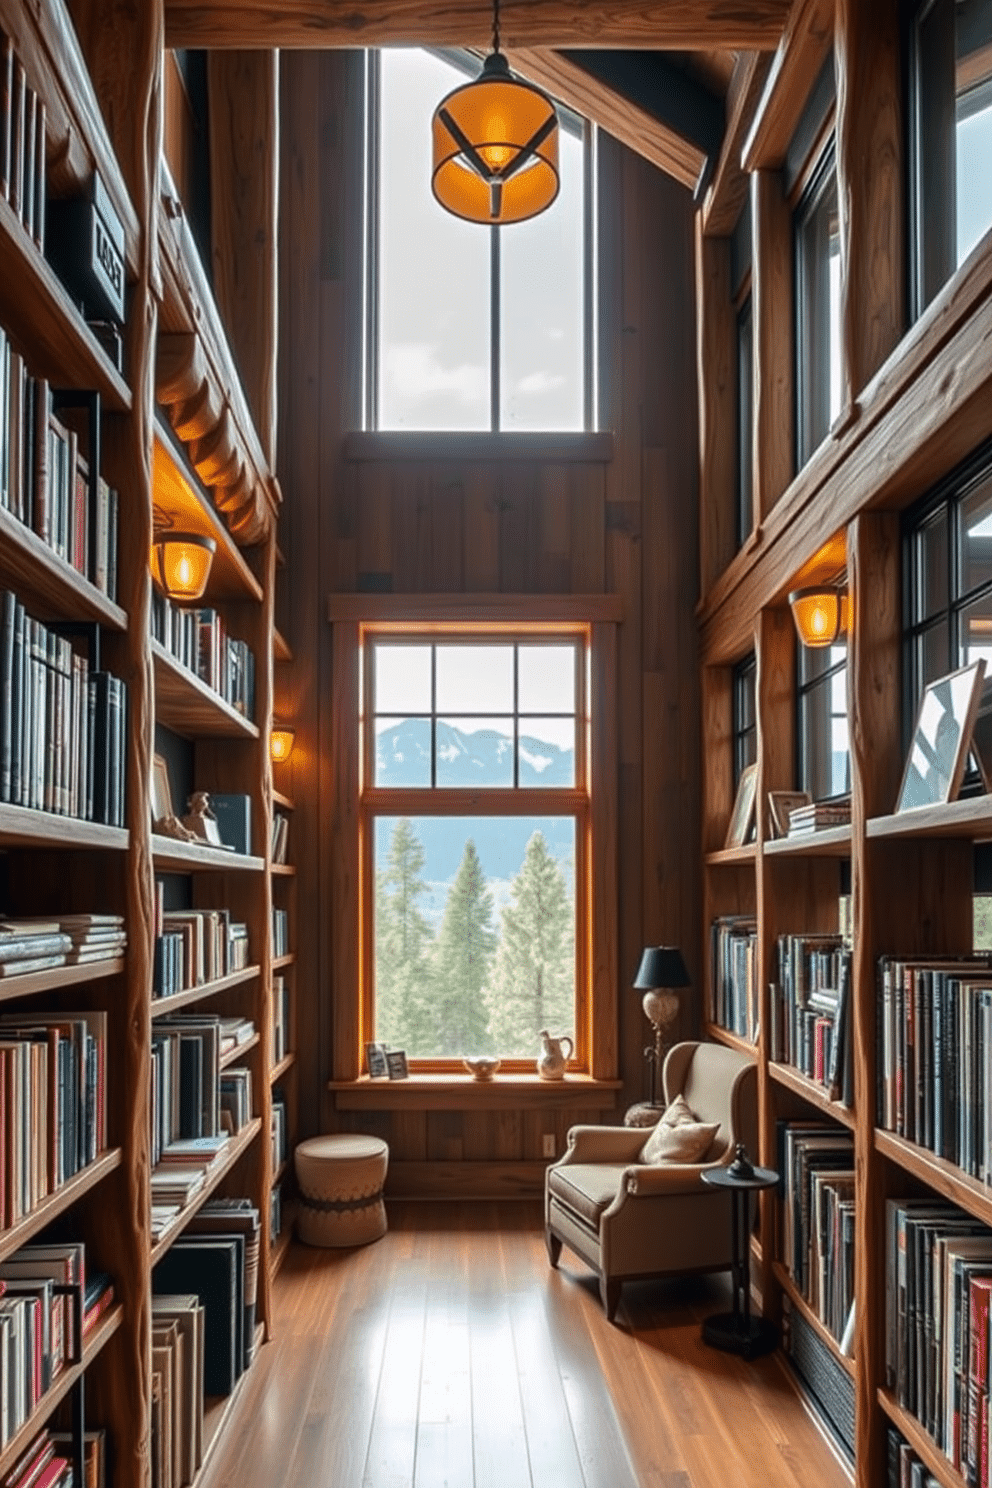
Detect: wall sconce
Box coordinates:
(151, 531, 216, 602)
(789, 585, 849, 648)
(634, 946, 690, 1108)
(271, 726, 296, 764)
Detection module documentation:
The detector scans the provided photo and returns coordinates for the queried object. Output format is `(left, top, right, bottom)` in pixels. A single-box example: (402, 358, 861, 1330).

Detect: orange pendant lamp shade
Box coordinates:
(270, 727, 296, 764)
(432, 49, 559, 225)
(151, 532, 216, 602)
(789, 586, 849, 648)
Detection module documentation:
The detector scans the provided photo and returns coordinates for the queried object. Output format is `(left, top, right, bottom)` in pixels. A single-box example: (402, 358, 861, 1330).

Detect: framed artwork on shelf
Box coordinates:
(895, 658, 987, 812)
(767, 790, 812, 839)
(386, 1050, 409, 1080)
(366, 1042, 388, 1079)
(725, 763, 758, 848)
(151, 754, 174, 825)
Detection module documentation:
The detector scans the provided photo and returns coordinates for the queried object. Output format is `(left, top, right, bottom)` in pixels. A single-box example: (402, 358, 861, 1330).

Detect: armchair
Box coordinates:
(545, 1040, 758, 1321)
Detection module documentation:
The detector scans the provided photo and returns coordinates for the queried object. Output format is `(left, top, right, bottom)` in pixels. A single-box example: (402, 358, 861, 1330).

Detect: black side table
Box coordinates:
(700, 1143, 779, 1360)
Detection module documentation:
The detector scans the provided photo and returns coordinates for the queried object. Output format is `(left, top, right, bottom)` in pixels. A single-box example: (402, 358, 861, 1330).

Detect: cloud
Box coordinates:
(384, 343, 487, 407)
(515, 369, 566, 395)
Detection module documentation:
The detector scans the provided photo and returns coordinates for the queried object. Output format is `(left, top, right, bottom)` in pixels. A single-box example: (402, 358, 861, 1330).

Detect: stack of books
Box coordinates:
(771, 935, 853, 1104)
(0, 1010, 106, 1220)
(0, 592, 127, 825)
(788, 800, 851, 836)
(59, 914, 126, 967)
(219, 1017, 254, 1058)
(885, 1199, 992, 1480)
(0, 919, 71, 979)
(709, 915, 758, 1041)
(877, 954, 992, 1174)
(272, 907, 289, 960)
(779, 1122, 855, 1347)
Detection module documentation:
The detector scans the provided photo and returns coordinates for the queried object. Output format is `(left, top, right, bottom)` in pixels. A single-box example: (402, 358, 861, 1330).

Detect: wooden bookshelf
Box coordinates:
(220, 1031, 260, 1069)
(153, 428, 265, 603)
(0, 1148, 123, 1266)
(270, 863, 296, 877)
(773, 1261, 856, 1380)
(0, 804, 128, 852)
(874, 1129, 992, 1229)
(768, 1061, 856, 1130)
(272, 952, 296, 971)
(0, 1303, 124, 1481)
(151, 966, 261, 1018)
(0, 502, 128, 630)
(152, 641, 261, 740)
(270, 1212, 295, 1279)
(705, 843, 758, 867)
(867, 795, 992, 842)
(151, 1119, 263, 1266)
(270, 1051, 296, 1084)
(763, 825, 853, 857)
(0, 955, 125, 1005)
(877, 1391, 966, 1488)
(703, 1021, 757, 1055)
(272, 789, 294, 811)
(195, 1324, 266, 1488)
(152, 836, 265, 873)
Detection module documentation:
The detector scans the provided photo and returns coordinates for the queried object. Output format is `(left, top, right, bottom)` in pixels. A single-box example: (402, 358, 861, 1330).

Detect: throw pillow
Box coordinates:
(639, 1118, 721, 1165)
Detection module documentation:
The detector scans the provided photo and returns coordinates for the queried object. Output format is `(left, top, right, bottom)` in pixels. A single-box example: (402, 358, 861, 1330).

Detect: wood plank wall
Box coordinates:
(276, 51, 701, 1183)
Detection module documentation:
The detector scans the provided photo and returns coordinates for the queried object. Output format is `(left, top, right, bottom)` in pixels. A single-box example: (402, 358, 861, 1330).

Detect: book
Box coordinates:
(153, 1238, 242, 1396)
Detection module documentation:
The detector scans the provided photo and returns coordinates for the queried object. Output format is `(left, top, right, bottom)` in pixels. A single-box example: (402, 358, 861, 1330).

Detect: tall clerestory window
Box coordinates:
(364, 48, 595, 433)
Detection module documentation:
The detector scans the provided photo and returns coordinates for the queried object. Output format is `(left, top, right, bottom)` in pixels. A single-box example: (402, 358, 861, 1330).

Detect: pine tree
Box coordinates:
(486, 830, 574, 1056)
(375, 818, 435, 1054)
(430, 838, 497, 1055)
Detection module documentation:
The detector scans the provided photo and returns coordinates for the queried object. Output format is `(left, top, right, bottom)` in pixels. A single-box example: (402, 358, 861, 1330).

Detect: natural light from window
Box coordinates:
(375, 48, 587, 432)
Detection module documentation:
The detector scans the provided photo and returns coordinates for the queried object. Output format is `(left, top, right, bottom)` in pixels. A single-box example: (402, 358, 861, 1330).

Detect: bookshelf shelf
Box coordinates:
(152, 641, 260, 741)
(273, 628, 292, 663)
(272, 952, 296, 971)
(0, 503, 128, 630)
(152, 837, 265, 874)
(220, 1031, 260, 1070)
(874, 1128, 992, 1228)
(270, 1209, 296, 1280)
(272, 789, 294, 812)
(768, 1062, 856, 1130)
(705, 843, 757, 867)
(764, 825, 852, 857)
(270, 864, 296, 878)
(867, 795, 992, 842)
(877, 1390, 965, 1488)
(270, 1051, 296, 1084)
(151, 966, 262, 1019)
(0, 1302, 124, 1481)
(0, 954, 125, 1005)
(153, 428, 264, 603)
(195, 1324, 266, 1488)
(0, 1147, 123, 1267)
(0, 196, 131, 412)
(150, 1118, 263, 1267)
(773, 1261, 855, 1379)
(703, 1021, 756, 1056)
(0, 804, 128, 852)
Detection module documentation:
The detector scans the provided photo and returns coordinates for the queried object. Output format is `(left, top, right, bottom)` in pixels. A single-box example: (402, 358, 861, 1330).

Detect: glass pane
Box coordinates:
(378, 50, 490, 430)
(374, 815, 576, 1059)
(959, 592, 992, 671)
(735, 659, 756, 730)
(796, 158, 841, 464)
(436, 718, 514, 787)
(518, 645, 575, 713)
(518, 718, 575, 786)
(800, 668, 850, 801)
(500, 124, 584, 431)
(799, 641, 847, 686)
(435, 645, 513, 712)
(919, 618, 950, 689)
(898, 663, 984, 808)
(736, 723, 758, 781)
(959, 470, 992, 596)
(915, 508, 948, 620)
(375, 717, 431, 786)
(374, 644, 432, 714)
(737, 297, 754, 546)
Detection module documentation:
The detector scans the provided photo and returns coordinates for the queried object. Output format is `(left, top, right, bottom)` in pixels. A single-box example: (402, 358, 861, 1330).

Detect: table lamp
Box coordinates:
(634, 946, 690, 1107)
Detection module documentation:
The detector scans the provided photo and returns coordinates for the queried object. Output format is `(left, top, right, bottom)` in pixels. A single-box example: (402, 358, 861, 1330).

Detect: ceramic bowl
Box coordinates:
(463, 1055, 500, 1082)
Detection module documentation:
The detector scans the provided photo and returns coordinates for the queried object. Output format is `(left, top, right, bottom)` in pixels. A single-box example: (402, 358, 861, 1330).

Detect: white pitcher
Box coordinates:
(537, 1029, 573, 1081)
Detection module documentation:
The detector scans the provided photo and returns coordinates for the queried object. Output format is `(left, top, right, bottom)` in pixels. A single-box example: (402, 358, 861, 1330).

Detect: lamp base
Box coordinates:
(623, 1101, 664, 1129)
(701, 1313, 778, 1360)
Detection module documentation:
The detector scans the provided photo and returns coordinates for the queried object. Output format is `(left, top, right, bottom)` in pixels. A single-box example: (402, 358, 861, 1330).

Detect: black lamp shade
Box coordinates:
(633, 946, 690, 990)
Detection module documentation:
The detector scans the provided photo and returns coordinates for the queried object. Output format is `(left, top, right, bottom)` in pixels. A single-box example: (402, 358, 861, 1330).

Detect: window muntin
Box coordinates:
(904, 441, 992, 770)
(910, 0, 992, 318)
(798, 642, 850, 801)
(736, 295, 754, 547)
(370, 48, 593, 433)
(363, 631, 588, 1069)
(733, 654, 757, 785)
(795, 143, 842, 468)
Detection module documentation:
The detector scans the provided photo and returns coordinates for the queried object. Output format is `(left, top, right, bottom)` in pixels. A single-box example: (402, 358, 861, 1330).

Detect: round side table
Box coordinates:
(700, 1144, 778, 1360)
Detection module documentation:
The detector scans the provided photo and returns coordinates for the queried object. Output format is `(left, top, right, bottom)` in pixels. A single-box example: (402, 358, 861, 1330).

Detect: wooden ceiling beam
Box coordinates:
(164, 1, 790, 52)
(510, 48, 706, 191)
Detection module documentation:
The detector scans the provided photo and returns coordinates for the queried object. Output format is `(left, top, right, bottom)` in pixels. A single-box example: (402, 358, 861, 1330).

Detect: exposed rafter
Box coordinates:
(163, 0, 791, 52)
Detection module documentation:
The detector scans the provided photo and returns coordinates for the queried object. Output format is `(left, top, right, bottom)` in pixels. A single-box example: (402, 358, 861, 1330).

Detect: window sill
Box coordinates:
(343, 430, 614, 464)
(327, 1073, 622, 1111)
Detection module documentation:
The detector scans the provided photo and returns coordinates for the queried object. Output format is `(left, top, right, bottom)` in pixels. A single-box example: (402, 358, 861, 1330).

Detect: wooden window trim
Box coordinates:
(328, 595, 620, 1085)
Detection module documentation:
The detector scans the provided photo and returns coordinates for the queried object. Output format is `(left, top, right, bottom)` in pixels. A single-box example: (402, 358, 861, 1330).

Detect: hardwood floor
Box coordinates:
(202, 1202, 853, 1488)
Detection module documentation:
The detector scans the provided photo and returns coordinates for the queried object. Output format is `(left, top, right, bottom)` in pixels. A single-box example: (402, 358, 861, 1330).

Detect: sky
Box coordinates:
(377, 48, 585, 431)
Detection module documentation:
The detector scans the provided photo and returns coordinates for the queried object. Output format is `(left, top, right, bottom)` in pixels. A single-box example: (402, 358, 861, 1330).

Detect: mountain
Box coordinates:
(375, 718, 574, 789)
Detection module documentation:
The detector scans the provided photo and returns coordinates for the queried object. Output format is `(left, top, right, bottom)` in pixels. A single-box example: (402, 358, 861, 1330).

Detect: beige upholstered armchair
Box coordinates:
(545, 1041, 758, 1321)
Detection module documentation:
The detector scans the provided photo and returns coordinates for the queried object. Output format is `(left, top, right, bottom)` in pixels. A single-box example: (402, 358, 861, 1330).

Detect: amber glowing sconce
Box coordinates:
(788, 585, 849, 648)
(270, 727, 296, 764)
(151, 531, 216, 602)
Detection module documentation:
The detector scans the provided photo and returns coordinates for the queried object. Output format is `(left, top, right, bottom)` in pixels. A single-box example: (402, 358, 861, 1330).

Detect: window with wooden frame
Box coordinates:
(797, 636, 849, 802)
(908, 0, 992, 320)
(731, 205, 754, 550)
(328, 597, 620, 1082)
(733, 653, 757, 785)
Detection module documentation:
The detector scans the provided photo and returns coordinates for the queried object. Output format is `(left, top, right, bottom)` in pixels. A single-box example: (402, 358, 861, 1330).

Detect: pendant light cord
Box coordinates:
(492, 0, 500, 54)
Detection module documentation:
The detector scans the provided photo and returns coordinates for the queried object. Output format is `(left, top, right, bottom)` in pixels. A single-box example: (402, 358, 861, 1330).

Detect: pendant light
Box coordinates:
(151, 530, 216, 602)
(431, 0, 559, 225)
(270, 726, 296, 764)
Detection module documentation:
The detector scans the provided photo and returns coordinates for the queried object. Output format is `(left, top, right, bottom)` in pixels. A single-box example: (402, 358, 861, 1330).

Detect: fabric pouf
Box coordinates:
(294, 1133, 389, 1248)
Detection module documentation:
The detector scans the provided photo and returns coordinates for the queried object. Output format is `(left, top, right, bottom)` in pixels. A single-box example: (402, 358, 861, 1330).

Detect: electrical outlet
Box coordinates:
(542, 1134, 556, 1158)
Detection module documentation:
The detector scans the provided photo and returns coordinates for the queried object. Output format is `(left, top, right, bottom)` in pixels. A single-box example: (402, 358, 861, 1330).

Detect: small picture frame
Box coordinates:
(386, 1049, 409, 1081)
(366, 1042, 388, 1079)
(768, 789, 812, 839)
(895, 659, 987, 813)
(150, 754, 173, 826)
(725, 763, 759, 849)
